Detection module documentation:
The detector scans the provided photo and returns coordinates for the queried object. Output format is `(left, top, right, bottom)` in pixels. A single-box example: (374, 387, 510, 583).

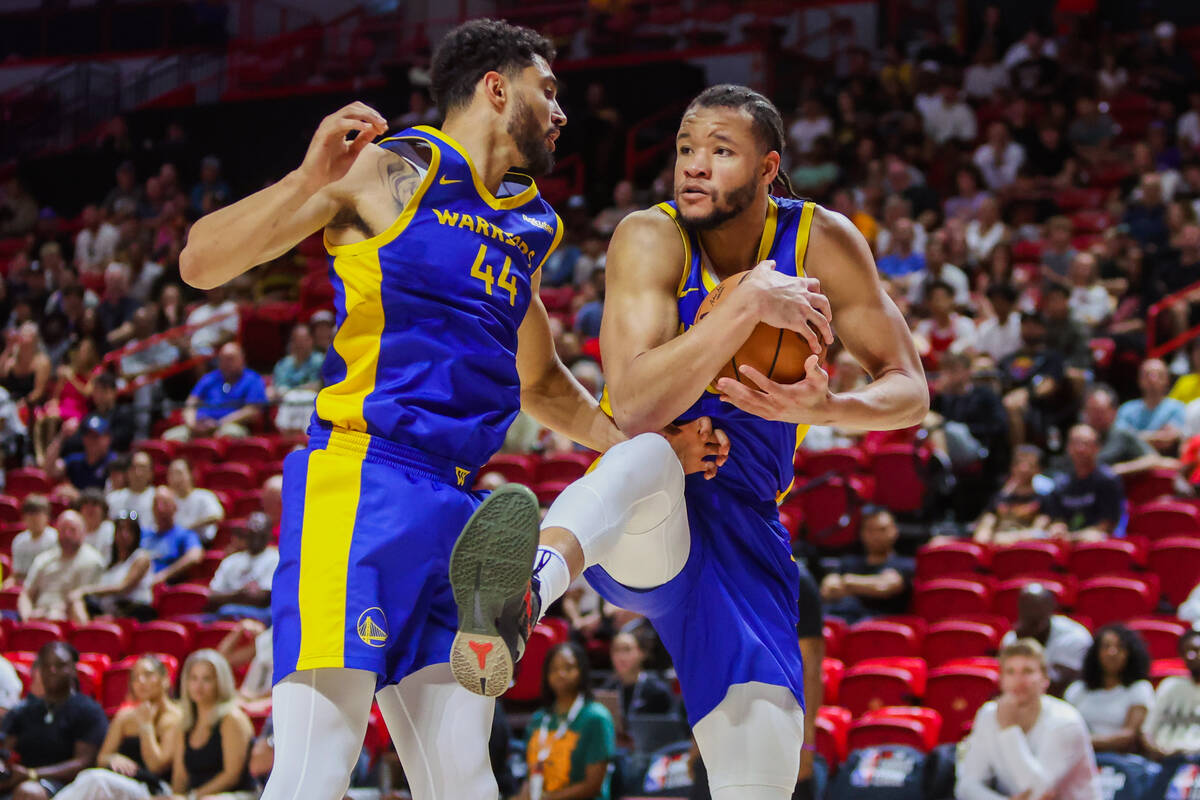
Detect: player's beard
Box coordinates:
(676, 174, 758, 232)
(509, 95, 555, 176)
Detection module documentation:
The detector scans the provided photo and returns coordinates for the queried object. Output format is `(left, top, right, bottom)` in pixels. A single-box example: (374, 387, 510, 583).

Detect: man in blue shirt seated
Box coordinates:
(1047, 424, 1125, 542)
(141, 486, 203, 585)
(1116, 358, 1186, 455)
(166, 342, 267, 441)
(46, 413, 116, 492)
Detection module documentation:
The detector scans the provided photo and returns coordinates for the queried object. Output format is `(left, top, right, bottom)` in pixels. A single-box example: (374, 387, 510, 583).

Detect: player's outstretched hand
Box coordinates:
(717, 354, 832, 424)
(742, 260, 834, 352)
(297, 102, 389, 190)
(662, 416, 731, 479)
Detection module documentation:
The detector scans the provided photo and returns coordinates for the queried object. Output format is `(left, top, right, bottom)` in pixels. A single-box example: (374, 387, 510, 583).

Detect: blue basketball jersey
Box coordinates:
(611, 196, 816, 504)
(314, 125, 563, 478)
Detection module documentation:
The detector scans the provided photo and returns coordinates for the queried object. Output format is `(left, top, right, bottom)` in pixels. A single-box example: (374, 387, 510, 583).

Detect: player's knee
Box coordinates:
(610, 432, 684, 493)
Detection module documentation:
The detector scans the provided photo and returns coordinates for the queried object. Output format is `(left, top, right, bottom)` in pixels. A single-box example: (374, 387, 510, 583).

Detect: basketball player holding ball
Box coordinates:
(458, 85, 927, 800)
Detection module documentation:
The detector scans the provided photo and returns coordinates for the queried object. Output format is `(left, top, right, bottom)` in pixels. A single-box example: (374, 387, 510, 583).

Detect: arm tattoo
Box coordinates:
(382, 157, 421, 213)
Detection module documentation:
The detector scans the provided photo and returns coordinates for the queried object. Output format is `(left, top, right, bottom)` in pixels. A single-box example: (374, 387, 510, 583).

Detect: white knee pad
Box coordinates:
(693, 682, 804, 800)
(541, 432, 687, 577)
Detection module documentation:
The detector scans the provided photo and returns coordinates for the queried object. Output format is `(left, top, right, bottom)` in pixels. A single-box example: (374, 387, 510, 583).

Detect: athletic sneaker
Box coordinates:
(448, 484, 542, 697)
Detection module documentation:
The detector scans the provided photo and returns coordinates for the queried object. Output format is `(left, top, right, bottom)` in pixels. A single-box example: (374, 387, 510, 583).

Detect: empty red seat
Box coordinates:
(130, 622, 192, 663)
(990, 541, 1067, 580)
(800, 448, 865, 477)
(1069, 539, 1145, 580)
(1127, 617, 1186, 660)
(993, 576, 1076, 621)
(788, 476, 865, 550)
(913, 578, 994, 622)
(1150, 657, 1188, 685)
(815, 706, 851, 767)
(868, 445, 927, 514)
(136, 440, 177, 464)
(504, 624, 556, 702)
(479, 454, 536, 486)
(70, 622, 128, 661)
(1124, 472, 1183, 508)
(916, 540, 990, 580)
(925, 664, 999, 744)
(9, 621, 64, 653)
(851, 707, 942, 752)
(823, 658, 844, 706)
(75, 661, 101, 699)
(823, 618, 847, 660)
(202, 464, 258, 493)
(1148, 538, 1200, 607)
(840, 620, 921, 666)
(156, 584, 211, 618)
(223, 437, 274, 467)
(532, 481, 570, 506)
(839, 659, 927, 716)
(192, 621, 242, 652)
(0, 496, 22, 525)
(178, 438, 226, 464)
(1076, 577, 1156, 628)
(533, 452, 594, 484)
(5, 468, 52, 499)
(923, 620, 1001, 668)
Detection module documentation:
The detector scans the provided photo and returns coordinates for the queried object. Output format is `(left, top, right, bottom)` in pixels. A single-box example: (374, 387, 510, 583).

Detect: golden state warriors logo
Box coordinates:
(455, 467, 470, 487)
(356, 608, 388, 648)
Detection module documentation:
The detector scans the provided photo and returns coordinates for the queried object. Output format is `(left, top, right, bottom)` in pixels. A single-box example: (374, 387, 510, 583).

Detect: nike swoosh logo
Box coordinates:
(439, 176, 463, 184)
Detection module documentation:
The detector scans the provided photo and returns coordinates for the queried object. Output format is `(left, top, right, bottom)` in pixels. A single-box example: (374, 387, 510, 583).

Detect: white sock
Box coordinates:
(532, 545, 571, 619)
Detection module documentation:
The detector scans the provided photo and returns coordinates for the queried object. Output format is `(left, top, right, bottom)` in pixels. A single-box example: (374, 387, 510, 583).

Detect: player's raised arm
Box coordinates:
(179, 102, 388, 290)
(718, 207, 929, 429)
(600, 209, 830, 435)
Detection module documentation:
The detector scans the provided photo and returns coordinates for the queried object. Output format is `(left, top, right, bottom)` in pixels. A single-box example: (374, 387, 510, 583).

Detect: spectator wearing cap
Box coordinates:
(8, 495, 58, 586)
(309, 309, 334, 354)
(206, 513, 278, 624)
(46, 413, 116, 493)
(190, 155, 231, 215)
(1117, 358, 1186, 454)
(167, 458, 224, 543)
(184, 286, 238, 358)
(270, 324, 323, 434)
(142, 487, 203, 585)
(74, 489, 113, 560)
(106, 449, 155, 523)
(18, 510, 104, 621)
(166, 342, 267, 442)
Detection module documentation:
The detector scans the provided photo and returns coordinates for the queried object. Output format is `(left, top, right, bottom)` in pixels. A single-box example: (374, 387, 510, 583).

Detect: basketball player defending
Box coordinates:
(459, 86, 927, 800)
(181, 20, 726, 800)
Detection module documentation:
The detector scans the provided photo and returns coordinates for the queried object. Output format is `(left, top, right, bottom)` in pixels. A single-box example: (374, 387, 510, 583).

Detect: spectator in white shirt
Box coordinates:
(205, 513, 278, 624)
(974, 121, 1026, 191)
(1142, 627, 1200, 759)
(966, 197, 1008, 267)
(1003, 29, 1059, 69)
(956, 638, 1101, 800)
(1178, 89, 1200, 151)
(106, 450, 155, 524)
(963, 42, 1009, 101)
(1001, 583, 1092, 695)
(76, 488, 114, 561)
(167, 459, 224, 543)
(0, 654, 23, 719)
(8, 494, 58, 586)
(1064, 624, 1154, 754)
(908, 231, 971, 310)
(1067, 253, 1114, 331)
(185, 286, 239, 357)
(787, 98, 832, 157)
(1180, 581, 1200, 625)
(921, 81, 978, 145)
(18, 510, 105, 622)
(73, 205, 120, 274)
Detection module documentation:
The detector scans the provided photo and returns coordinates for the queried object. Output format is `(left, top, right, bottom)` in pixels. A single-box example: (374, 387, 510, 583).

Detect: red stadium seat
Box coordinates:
(532, 481, 570, 506)
(822, 658, 844, 706)
(925, 664, 999, 744)
(1129, 501, 1200, 541)
(1148, 538, 1200, 606)
(915, 540, 990, 580)
(538, 616, 570, 644)
(223, 437, 275, 467)
(840, 620, 921, 667)
(1124, 471, 1183, 508)
(136, 440, 177, 464)
(990, 541, 1067, 580)
(851, 707, 942, 752)
(478, 454, 536, 486)
(1127, 618, 1187, 660)
(5, 468, 52, 499)
(839, 659, 926, 716)
(1150, 657, 1188, 685)
(788, 476, 865, 551)
(231, 491, 262, 519)
(823, 618, 847, 660)
(539, 286, 575, 313)
(202, 464, 258, 493)
(800, 448, 865, 477)
(0, 587, 19, 612)
(993, 576, 1076, 621)
(75, 661, 101, 699)
(178, 438, 226, 465)
(0, 496, 22, 525)
(923, 620, 1001, 668)
(1076, 577, 1156, 628)
(504, 624, 556, 702)
(156, 584, 211, 618)
(130, 622, 192, 663)
(1012, 240, 1043, 261)
(9, 621, 65, 653)
(815, 706, 851, 767)
(913, 578, 994, 622)
(192, 621, 242, 652)
(1069, 539, 1146, 580)
(70, 622, 128, 661)
(534, 452, 594, 484)
(868, 445, 928, 515)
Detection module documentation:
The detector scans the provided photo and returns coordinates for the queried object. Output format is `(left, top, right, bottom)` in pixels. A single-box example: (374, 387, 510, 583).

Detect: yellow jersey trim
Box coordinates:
(757, 198, 779, 264)
(414, 125, 540, 210)
(794, 200, 815, 274)
(316, 248, 387, 431)
(535, 213, 565, 274)
(323, 138, 442, 257)
(655, 203, 693, 297)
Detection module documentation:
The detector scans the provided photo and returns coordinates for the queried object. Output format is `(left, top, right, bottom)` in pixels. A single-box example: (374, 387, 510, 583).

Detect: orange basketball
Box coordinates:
(694, 270, 825, 386)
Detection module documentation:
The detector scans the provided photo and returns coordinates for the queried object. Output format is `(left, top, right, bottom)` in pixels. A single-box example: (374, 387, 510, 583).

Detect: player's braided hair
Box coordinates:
(430, 19, 556, 117)
(686, 84, 799, 199)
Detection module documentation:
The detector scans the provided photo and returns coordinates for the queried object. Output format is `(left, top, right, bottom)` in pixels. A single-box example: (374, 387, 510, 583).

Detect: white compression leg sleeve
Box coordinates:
(375, 662, 498, 800)
(541, 432, 690, 589)
(259, 668, 377, 800)
(692, 682, 805, 800)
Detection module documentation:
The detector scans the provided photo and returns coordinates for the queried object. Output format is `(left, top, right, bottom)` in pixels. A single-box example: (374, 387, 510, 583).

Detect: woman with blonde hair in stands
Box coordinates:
(58, 654, 183, 798)
(169, 649, 255, 800)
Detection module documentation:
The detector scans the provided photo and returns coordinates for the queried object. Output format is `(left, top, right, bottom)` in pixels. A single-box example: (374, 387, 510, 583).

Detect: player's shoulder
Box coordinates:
(610, 206, 685, 257)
